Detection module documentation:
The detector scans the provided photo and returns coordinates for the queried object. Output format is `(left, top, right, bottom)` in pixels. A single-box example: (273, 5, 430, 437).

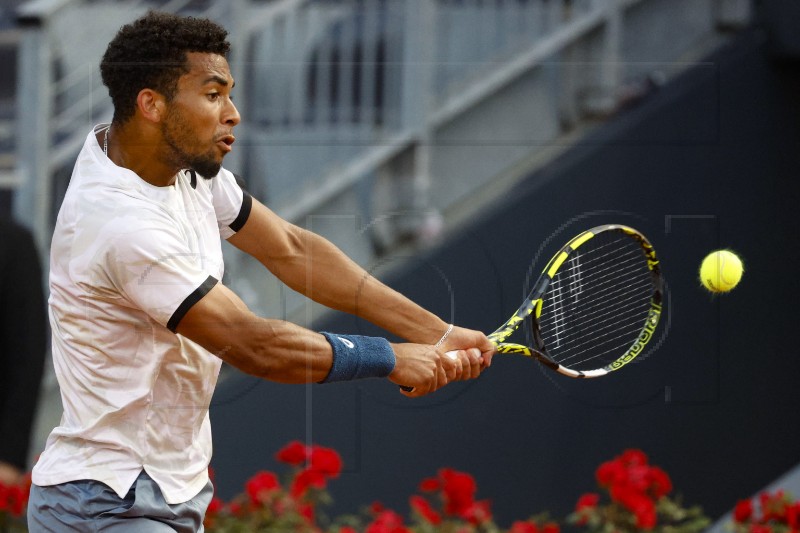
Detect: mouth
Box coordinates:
(216, 134, 235, 153)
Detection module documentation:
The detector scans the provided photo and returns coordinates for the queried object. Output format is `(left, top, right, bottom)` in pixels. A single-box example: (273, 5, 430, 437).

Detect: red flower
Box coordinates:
(542, 523, 560, 533)
(409, 495, 442, 525)
(309, 445, 343, 478)
(760, 491, 788, 522)
(0, 483, 7, 512)
(298, 502, 315, 523)
(228, 501, 243, 516)
(439, 468, 477, 516)
(626, 464, 651, 492)
(574, 492, 600, 524)
(418, 477, 441, 492)
(596, 459, 627, 487)
(4, 484, 28, 518)
(276, 440, 309, 466)
(462, 499, 492, 525)
(611, 484, 657, 530)
(647, 466, 672, 498)
(206, 496, 224, 515)
(620, 449, 649, 467)
(734, 499, 754, 523)
(291, 468, 327, 498)
(245, 471, 280, 506)
(366, 509, 410, 533)
(340, 528, 359, 533)
(787, 502, 800, 528)
(509, 521, 540, 533)
(575, 492, 600, 512)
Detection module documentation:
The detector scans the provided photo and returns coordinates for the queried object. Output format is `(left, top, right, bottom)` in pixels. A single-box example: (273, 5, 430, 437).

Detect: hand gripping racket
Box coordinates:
(403, 224, 663, 390)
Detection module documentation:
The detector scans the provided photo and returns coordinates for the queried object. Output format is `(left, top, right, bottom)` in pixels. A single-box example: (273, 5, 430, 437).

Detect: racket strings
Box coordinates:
(542, 254, 651, 329)
(539, 293, 651, 359)
(537, 236, 655, 371)
(551, 236, 637, 274)
(542, 266, 652, 326)
(539, 284, 652, 347)
(544, 261, 651, 317)
(541, 310, 651, 365)
(547, 247, 645, 291)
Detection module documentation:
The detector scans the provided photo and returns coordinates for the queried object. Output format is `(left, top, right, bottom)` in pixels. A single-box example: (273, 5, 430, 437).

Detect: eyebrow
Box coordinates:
(203, 75, 235, 88)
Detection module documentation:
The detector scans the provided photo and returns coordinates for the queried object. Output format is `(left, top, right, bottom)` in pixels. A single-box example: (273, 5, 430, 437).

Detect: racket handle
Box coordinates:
(398, 350, 459, 393)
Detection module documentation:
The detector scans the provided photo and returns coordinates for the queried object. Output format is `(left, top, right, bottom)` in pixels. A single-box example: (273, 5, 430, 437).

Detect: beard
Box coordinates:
(161, 108, 223, 179)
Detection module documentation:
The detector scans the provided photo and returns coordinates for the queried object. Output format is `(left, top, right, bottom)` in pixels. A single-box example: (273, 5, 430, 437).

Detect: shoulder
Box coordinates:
(193, 167, 245, 193)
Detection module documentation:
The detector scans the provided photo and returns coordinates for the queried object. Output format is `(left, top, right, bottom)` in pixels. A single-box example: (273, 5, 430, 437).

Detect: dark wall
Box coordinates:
(210, 29, 800, 526)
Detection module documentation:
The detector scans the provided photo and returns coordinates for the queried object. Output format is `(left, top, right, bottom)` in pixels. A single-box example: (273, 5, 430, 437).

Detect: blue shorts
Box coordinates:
(27, 471, 213, 532)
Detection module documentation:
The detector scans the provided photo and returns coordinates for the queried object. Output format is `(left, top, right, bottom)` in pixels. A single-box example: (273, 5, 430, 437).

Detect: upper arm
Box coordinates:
(174, 281, 261, 374)
(226, 197, 307, 272)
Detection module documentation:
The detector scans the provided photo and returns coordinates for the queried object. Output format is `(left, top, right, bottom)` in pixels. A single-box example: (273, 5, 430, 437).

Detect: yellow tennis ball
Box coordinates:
(699, 250, 744, 293)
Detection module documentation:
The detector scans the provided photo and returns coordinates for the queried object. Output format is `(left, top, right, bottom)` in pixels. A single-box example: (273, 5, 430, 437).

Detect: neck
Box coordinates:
(102, 122, 181, 187)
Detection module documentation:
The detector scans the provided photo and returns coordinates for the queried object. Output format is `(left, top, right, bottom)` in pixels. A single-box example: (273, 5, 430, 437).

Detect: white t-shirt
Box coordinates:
(32, 125, 252, 504)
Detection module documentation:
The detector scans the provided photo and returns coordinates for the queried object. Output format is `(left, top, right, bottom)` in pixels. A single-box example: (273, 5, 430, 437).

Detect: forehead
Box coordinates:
(181, 52, 233, 85)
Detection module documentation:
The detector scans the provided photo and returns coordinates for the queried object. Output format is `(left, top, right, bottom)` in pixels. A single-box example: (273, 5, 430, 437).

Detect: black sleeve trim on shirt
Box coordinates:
(232, 172, 248, 191)
(228, 191, 252, 233)
(167, 275, 218, 333)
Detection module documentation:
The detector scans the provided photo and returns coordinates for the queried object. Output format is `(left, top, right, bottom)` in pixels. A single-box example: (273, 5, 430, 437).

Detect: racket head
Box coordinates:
(491, 224, 663, 378)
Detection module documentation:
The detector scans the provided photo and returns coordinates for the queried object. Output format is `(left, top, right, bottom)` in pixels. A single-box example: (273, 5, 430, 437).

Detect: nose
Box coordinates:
(224, 98, 241, 127)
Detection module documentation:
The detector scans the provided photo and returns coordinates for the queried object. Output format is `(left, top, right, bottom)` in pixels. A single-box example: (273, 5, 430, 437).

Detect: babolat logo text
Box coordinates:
(609, 304, 662, 370)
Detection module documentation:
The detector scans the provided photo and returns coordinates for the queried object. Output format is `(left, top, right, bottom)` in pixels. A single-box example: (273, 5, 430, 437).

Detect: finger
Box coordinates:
(435, 359, 449, 391)
(440, 349, 458, 383)
(450, 350, 470, 380)
(481, 348, 495, 369)
(446, 349, 463, 381)
(466, 348, 482, 379)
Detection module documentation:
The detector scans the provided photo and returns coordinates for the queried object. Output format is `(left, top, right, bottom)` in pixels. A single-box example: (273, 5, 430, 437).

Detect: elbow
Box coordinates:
(259, 227, 308, 273)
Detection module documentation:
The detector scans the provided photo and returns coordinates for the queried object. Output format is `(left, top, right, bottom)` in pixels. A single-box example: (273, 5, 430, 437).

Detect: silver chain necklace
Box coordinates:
(103, 126, 109, 156)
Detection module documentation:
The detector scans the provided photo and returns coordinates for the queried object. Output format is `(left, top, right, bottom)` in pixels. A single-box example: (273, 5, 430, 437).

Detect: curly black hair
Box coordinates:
(100, 11, 231, 124)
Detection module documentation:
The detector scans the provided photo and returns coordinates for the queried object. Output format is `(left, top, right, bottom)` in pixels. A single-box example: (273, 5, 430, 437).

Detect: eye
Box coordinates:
(207, 92, 220, 101)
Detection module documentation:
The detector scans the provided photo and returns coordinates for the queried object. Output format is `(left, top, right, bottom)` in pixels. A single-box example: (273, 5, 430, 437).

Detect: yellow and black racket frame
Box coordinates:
(487, 224, 663, 378)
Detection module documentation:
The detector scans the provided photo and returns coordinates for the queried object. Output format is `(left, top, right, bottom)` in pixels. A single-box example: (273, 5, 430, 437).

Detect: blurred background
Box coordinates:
(1, 0, 799, 529)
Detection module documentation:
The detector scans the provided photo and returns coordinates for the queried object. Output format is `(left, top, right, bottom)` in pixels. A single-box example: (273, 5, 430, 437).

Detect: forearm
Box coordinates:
(239, 319, 333, 383)
(273, 228, 449, 344)
(228, 199, 448, 343)
(178, 280, 402, 389)
(177, 273, 486, 396)
(177, 284, 333, 382)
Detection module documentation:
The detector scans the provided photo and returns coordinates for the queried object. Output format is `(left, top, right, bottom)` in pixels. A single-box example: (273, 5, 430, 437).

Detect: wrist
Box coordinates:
(319, 333, 396, 383)
(435, 324, 453, 348)
(412, 320, 452, 345)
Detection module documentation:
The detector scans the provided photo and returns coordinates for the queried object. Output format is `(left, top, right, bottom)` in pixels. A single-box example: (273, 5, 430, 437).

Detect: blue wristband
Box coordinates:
(319, 332, 396, 383)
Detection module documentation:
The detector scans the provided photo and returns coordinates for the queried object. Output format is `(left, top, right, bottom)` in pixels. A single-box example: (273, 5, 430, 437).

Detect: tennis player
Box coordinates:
(27, 11, 494, 532)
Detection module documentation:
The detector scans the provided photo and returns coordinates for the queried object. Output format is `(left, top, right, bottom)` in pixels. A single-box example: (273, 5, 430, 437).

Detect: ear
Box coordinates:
(136, 89, 167, 123)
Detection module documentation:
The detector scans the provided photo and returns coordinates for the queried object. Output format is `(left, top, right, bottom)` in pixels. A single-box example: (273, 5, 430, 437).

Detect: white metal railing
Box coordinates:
(12, 0, 745, 256)
(242, 0, 615, 222)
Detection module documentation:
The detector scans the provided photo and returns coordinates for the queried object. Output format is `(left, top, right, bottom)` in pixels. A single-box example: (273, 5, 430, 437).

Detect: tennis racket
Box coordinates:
(403, 224, 663, 390)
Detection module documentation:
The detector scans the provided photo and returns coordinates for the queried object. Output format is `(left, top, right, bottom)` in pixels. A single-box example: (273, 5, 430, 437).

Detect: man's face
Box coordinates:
(161, 52, 240, 178)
